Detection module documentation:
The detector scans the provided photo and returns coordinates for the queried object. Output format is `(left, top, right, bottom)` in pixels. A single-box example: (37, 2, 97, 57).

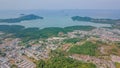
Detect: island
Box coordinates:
(71, 16, 120, 29)
(0, 14, 44, 23)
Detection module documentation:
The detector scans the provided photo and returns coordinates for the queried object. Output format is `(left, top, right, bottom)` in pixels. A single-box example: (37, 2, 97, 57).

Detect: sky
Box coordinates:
(0, 0, 120, 10)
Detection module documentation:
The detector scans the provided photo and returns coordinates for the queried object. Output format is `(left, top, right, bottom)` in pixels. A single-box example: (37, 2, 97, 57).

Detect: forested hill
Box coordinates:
(0, 14, 43, 23)
(71, 16, 120, 24)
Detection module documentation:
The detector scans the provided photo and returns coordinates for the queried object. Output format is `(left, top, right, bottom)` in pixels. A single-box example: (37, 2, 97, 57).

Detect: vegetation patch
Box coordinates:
(36, 57, 96, 68)
(69, 41, 98, 56)
(0, 25, 95, 42)
(115, 62, 120, 68)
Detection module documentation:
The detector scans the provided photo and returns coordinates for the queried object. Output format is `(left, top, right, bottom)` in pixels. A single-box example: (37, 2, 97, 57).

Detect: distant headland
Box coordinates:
(71, 16, 120, 29)
(71, 16, 120, 24)
(0, 14, 43, 23)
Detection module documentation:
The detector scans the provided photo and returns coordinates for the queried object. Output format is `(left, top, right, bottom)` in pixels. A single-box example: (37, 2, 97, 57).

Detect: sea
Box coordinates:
(0, 9, 120, 29)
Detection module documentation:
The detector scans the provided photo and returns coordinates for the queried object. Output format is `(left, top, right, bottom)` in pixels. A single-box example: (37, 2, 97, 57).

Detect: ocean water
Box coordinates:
(0, 9, 120, 28)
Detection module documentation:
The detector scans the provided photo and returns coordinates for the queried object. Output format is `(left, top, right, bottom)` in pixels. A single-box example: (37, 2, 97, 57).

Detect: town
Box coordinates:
(0, 27, 120, 68)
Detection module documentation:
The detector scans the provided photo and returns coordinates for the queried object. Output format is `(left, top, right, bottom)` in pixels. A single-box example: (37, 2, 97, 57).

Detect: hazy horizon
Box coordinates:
(0, 0, 120, 10)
